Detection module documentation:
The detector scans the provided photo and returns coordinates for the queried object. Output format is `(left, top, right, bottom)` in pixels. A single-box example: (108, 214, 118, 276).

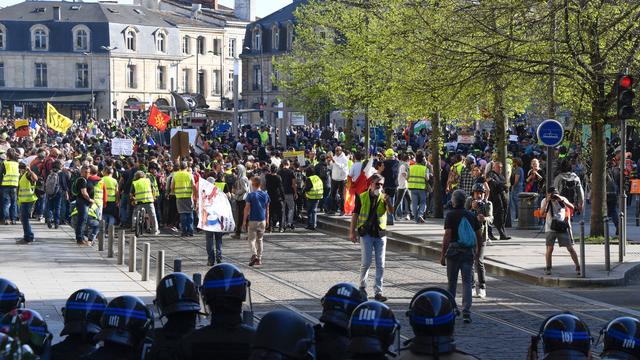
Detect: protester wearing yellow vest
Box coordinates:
(258, 127, 269, 145)
(171, 161, 195, 236)
(101, 167, 119, 227)
(1, 148, 20, 224)
(349, 174, 393, 302)
(131, 171, 160, 235)
(408, 152, 430, 224)
(70, 202, 101, 242)
(304, 169, 323, 230)
(16, 163, 37, 244)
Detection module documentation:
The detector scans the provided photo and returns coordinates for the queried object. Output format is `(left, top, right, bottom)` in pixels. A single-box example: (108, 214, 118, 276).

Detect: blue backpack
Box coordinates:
(457, 216, 477, 248)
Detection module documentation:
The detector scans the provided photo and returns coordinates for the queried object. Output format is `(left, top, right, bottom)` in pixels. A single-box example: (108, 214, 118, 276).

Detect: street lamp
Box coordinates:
(100, 45, 117, 120)
(82, 51, 94, 119)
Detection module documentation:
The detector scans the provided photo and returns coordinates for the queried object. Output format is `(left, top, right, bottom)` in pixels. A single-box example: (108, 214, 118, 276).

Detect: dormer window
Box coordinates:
(31, 25, 49, 51)
(125, 28, 137, 51)
(72, 25, 90, 51)
(155, 30, 167, 53)
(272, 24, 279, 51)
(0, 24, 6, 50)
(252, 27, 262, 51)
(286, 23, 293, 51)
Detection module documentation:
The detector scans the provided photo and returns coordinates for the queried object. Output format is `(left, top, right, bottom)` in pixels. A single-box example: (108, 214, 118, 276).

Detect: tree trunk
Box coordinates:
(345, 112, 354, 149)
(589, 101, 607, 236)
(493, 79, 508, 177)
(431, 112, 444, 218)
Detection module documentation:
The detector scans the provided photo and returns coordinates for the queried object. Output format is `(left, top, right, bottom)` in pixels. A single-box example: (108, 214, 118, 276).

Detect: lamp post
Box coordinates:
(100, 45, 117, 120)
(82, 52, 94, 119)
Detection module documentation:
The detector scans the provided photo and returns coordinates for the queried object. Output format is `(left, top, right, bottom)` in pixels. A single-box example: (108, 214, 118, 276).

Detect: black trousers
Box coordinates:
(329, 180, 345, 213)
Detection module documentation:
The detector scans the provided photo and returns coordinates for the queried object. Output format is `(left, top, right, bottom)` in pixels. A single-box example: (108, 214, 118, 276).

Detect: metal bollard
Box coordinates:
(97, 220, 105, 251)
(604, 217, 611, 272)
(129, 235, 137, 272)
(619, 212, 625, 262)
(579, 220, 586, 278)
(156, 250, 165, 286)
(174, 259, 182, 272)
(107, 224, 114, 258)
(142, 243, 150, 281)
(117, 230, 125, 265)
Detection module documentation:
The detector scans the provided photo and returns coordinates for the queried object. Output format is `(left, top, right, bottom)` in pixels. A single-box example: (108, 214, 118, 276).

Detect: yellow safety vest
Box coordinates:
(356, 192, 387, 231)
(2, 161, 19, 187)
(71, 203, 99, 219)
(259, 131, 268, 145)
(173, 171, 193, 199)
(147, 174, 159, 199)
(18, 173, 37, 204)
(306, 175, 323, 200)
(408, 164, 427, 190)
(132, 178, 154, 204)
(103, 176, 118, 202)
(215, 182, 226, 192)
(94, 177, 104, 205)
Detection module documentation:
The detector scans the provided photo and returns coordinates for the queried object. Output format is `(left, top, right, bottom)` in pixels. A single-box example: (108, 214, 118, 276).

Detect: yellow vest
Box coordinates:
(18, 173, 37, 204)
(356, 192, 387, 231)
(259, 131, 269, 145)
(2, 161, 19, 187)
(103, 176, 118, 202)
(306, 175, 323, 200)
(132, 178, 154, 204)
(94, 177, 104, 205)
(173, 171, 192, 199)
(408, 164, 427, 190)
(71, 203, 99, 219)
(215, 182, 226, 192)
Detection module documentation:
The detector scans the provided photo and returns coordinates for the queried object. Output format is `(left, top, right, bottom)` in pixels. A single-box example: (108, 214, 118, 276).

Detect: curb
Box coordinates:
(317, 215, 640, 288)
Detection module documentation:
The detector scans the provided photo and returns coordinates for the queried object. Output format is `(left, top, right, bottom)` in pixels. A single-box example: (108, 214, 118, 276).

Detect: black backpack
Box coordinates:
(560, 178, 578, 205)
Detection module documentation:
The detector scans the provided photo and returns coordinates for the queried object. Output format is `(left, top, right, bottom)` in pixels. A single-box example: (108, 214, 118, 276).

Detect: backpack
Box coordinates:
(457, 215, 477, 248)
(45, 171, 60, 196)
(560, 178, 578, 205)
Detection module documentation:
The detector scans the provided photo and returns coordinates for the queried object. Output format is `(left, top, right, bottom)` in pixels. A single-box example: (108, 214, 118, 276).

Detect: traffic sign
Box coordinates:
(537, 119, 564, 147)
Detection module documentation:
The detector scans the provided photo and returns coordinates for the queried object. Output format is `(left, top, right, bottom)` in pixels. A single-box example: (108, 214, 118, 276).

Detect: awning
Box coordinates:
(0, 91, 93, 103)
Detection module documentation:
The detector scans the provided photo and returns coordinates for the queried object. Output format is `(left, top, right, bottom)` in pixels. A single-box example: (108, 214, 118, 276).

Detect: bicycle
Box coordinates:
(132, 205, 150, 237)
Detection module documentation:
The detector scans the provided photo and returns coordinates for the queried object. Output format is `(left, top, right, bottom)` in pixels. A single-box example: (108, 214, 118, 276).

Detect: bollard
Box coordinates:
(97, 220, 105, 251)
(129, 235, 137, 272)
(107, 224, 114, 258)
(579, 220, 586, 278)
(156, 250, 165, 286)
(619, 212, 625, 262)
(174, 259, 182, 272)
(604, 217, 611, 272)
(142, 243, 150, 281)
(117, 230, 125, 265)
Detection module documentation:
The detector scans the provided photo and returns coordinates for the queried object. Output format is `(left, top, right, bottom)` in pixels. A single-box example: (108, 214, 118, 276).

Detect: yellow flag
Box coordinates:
(46, 103, 73, 134)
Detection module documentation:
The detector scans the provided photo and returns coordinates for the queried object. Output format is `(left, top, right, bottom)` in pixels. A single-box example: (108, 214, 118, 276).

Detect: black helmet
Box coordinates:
(407, 287, 457, 336)
(97, 295, 153, 347)
(61, 289, 108, 337)
(472, 182, 485, 194)
(250, 310, 315, 360)
(602, 316, 640, 359)
(202, 264, 249, 304)
(155, 273, 201, 317)
(0, 279, 25, 316)
(0, 308, 52, 355)
(540, 312, 591, 358)
(320, 283, 366, 329)
(349, 301, 399, 355)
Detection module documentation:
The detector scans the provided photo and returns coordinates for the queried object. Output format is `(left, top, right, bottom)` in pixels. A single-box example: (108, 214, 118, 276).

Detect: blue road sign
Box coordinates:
(537, 119, 564, 147)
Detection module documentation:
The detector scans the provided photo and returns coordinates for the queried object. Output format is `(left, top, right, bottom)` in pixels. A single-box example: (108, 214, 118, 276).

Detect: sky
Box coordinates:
(0, 0, 294, 18)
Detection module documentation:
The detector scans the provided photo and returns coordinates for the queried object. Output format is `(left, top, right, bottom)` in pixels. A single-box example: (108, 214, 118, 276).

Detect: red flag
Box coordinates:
(147, 104, 170, 131)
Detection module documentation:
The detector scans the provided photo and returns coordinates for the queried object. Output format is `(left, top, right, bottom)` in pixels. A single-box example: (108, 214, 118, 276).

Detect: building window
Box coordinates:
(213, 38, 220, 55)
(157, 66, 166, 89)
(272, 67, 279, 91)
(76, 63, 88, 88)
(228, 38, 236, 58)
(228, 71, 234, 93)
(33, 28, 48, 50)
(182, 68, 191, 92)
(125, 30, 136, 51)
(156, 33, 166, 53)
(34, 63, 47, 87)
(286, 24, 293, 51)
(127, 64, 136, 88)
(253, 29, 262, 51)
(197, 36, 205, 55)
(212, 70, 220, 95)
(197, 70, 205, 95)
(253, 64, 262, 91)
(0, 28, 6, 50)
(75, 29, 88, 51)
(182, 36, 190, 54)
(272, 26, 279, 51)
(0, 63, 5, 87)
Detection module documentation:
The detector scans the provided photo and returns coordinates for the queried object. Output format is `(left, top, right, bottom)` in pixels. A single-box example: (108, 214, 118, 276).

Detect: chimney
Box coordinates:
(199, 0, 218, 9)
(53, 6, 61, 21)
(234, 0, 255, 22)
(191, 2, 202, 18)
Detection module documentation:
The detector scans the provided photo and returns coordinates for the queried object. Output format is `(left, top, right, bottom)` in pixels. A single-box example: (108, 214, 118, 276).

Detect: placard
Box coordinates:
(197, 178, 235, 233)
(291, 112, 305, 126)
(111, 138, 134, 156)
(170, 128, 197, 145)
(171, 131, 190, 160)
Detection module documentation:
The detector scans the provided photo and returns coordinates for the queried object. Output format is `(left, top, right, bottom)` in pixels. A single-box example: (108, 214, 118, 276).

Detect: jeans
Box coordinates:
(34, 195, 46, 218)
(20, 202, 34, 242)
(1, 187, 17, 221)
(306, 199, 319, 229)
(510, 186, 523, 220)
(103, 214, 117, 227)
(180, 212, 194, 235)
(329, 180, 345, 213)
(75, 202, 89, 241)
(607, 200, 619, 235)
(410, 190, 427, 222)
(87, 219, 100, 241)
(473, 245, 486, 289)
(446, 252, 474, 315)
(206, 232, 223, 264)
(284, 194, 295, 226)
(394, 188, 408, 218)
(359, 235, 387, 295)
(384, 188, 396, 224)
(46, 194, 62, 225)
(119, 194, 130, 226)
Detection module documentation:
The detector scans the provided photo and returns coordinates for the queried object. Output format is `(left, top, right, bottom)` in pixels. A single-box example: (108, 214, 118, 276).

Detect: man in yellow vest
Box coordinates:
(131, 171, 160, 236)
(408, 151, 430, 224)
(171, 161, 196, 237)
(349, 173, 393, 302)
(101, 167, 119, 227)
(0, 148, 20, 225)
(303, 167, 323, 230)
(16, 162, 38, 244)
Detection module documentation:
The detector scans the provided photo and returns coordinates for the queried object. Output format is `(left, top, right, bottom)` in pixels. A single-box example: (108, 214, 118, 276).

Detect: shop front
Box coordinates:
(0, 91, 93, 120)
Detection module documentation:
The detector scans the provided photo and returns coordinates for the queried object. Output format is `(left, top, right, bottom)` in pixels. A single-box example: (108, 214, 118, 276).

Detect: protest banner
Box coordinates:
(197, 178, 235, 233)
(111, 138, 134, 156)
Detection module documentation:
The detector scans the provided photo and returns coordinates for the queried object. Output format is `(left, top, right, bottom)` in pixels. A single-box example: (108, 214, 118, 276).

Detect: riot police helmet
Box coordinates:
(540, 312, 591, 359)
(0, 278, 25, 316)
(155, 272, 201, 317)
(320, 283, 366, 329)
(202, 263, 249, 304)
(348, 301, 399, 355)
(0, 308, 52, 355)
(96, 295, 153, 347)
(61, 288, 108, 337)
(601, 316, 640, 359)
(250, 310, 315, 360)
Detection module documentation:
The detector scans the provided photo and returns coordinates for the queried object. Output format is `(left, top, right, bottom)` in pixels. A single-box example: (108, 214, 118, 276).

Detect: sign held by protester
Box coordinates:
(170, 131, 190, 159)
(197, 178, 235, 233)
(14, 119, 30, 137)
(111, 138, 134, 156)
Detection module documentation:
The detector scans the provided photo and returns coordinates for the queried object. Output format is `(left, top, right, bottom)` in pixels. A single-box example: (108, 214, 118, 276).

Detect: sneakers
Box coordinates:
(249, 255, 258, 267)
(359, 287, 368, 299)
(77, 240, 91, 246)
(153, 230, 161, 236)
(575, 266, 581, 276)
(15, 239, 34, 245)
(374, 293, 388, 302)
(463, 314, 472, 324)
(544, 268, 552, 275)
(254, 258, 262, 266)
(477, 288, 486, 299)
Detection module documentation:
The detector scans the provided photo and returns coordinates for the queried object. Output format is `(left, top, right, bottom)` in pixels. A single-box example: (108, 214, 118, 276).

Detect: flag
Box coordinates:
(14, 119, 30, 138)
(147, 137, 156, 146)
(29, 119, 37, 129)
(147, 104, 170, 132)
(46, 103, 73, 134)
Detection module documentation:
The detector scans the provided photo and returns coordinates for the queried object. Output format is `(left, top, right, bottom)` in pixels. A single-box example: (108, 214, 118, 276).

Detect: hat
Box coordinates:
(466, 155, 476, 163)
(547, 186, 559, 194)
(384, 148, 396, 158)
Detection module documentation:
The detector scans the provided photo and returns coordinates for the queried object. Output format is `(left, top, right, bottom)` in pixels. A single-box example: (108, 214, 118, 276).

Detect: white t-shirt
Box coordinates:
(398, 162, 409, 189)
(540, 197, 568, 232)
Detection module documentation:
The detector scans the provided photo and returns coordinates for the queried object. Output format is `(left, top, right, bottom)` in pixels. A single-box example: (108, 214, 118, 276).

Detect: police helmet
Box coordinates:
(407, 287, 457, 337)
(250, 310, 315, 360)
(155, 273, 201, 317)
(472, 182, 485, 194)
(540, 312, 591, 358)
(349, 301, 399, 355)
(202, 264, 249, 304)
(602, 316, 640, 359)
(0, 308, 52, 355)
(0, 278, 25, 316)
(320, 283, 366, 329)
(96, 295, 153, 347)
(61, 288, 107, 337)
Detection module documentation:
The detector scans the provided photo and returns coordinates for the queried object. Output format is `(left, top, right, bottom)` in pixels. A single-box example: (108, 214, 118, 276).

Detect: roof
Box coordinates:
(251, 0, 306, 26)
(242, 0, 307, 56)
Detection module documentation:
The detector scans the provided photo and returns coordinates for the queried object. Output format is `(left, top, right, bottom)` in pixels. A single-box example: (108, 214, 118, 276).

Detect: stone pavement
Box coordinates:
(318, 213, 640, 287)
(0, 222, 155, 341)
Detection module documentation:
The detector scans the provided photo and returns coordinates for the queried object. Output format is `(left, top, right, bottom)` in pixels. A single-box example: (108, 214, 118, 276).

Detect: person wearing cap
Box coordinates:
(540, 186, 581, 276)
(381, 148, 399, 226)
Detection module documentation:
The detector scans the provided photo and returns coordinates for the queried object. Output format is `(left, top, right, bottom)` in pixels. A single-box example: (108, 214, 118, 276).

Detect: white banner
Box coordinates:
(197, 178, 235, 233)
(111, 138, 134, 156)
